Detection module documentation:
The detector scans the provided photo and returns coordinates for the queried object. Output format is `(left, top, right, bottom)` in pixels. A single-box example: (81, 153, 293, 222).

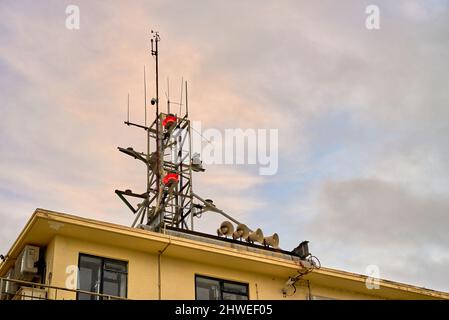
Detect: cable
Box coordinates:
(283, 253, 321, 298)
(309, 255, 321, 269)
(191, 126, 213, 145)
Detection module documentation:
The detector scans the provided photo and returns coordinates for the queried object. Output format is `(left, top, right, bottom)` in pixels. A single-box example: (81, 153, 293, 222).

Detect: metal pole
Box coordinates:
(167, 77, 170, 114)
(144, 66, 147, 127)
(192, 193, 245, 228)
(154, 33, 161, 202)
(185, 81, 188, 117)
(144, 66, 150, 220)
(189, 120, 194, 230)
(177, 127, 182, 227)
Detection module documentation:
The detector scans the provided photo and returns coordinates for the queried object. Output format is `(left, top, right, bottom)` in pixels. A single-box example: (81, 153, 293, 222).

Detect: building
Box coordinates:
(0, 208, 448, 300)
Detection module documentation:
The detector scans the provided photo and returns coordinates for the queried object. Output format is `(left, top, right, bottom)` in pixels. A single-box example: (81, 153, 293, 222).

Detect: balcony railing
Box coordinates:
(0, 277, 128, 300)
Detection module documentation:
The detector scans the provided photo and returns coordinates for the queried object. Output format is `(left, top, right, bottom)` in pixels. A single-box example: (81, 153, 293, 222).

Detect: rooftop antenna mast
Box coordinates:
(114, 30, 292, 255)
(150, 31, 162, 218)
(116, 30, 237, 232)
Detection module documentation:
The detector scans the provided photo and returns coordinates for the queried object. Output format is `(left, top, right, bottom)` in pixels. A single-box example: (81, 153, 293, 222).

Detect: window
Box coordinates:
(77, 254, 128, 300)
(195, 275, 248, 300)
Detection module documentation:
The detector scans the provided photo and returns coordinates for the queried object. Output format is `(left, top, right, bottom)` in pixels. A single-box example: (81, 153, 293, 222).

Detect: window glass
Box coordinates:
(77, 254, 128, 300)
(195, 276, 248, 300)
(78, 255, 101, 300)
(222, 292, 248, 300)
(119, 273, 127, 297)
(104, 260, 127, 273)
(102, 270, 121, 297)
(196, 277, 220, 300)
(223, 282, 247, 295)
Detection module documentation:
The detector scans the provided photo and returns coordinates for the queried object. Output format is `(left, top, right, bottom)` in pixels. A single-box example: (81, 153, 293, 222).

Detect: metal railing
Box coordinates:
(0, 277, 129, 300)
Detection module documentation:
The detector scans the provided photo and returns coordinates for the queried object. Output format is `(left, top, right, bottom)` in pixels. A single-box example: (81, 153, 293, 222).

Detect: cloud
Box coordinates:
(312, 179, 449, 246)
(1, 0, 449, 292)
(296, 178, 449, 291)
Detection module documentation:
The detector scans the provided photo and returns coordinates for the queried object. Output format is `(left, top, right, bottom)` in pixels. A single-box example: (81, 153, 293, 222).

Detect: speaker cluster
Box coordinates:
(217, 221, 279, 248)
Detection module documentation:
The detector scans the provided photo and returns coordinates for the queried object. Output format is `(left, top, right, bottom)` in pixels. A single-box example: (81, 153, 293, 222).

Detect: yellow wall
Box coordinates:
(44, 236, 56, 299)
(46, 235, 382, 300)
(158, 255, 380, 300)
(2, 210, 446, 300)
(49, 235, 157, 299)
(308, 283, 380, 300)
(159, 254, 304, 300)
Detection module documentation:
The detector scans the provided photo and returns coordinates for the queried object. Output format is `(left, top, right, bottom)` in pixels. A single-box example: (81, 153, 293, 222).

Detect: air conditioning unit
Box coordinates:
(1, 268, 17, 300)
(14, 245, 40, 281)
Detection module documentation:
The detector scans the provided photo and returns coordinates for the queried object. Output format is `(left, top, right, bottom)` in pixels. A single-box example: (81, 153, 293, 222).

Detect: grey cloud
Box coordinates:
(1, 0, 449, 292)
(304, 178, 449, 291)
(311, 179, 449, 245)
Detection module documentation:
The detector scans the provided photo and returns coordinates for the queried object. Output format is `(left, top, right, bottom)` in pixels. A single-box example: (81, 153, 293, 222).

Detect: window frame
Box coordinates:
(195, 274, 249, 300)
(77, 253, 128, 300)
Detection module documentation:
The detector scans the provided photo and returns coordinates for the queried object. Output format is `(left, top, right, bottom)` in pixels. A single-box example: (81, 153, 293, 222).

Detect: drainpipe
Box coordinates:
(158, 238, 171, 300)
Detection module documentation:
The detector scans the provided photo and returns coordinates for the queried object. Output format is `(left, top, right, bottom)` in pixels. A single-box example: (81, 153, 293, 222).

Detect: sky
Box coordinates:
(1, 0, 449, 292)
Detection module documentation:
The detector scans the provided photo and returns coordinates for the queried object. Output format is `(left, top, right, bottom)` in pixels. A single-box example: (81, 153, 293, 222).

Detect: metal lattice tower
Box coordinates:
(115, 31, 242, 232)
(113, 32, 296, 257)
(116, 31, 194, 231)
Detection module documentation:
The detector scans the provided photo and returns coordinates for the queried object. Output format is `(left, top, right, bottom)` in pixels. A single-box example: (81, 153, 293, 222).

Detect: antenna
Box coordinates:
(127, 93, 130, 123)
(151, 30, 161, 202)
(144, 65, 150, 221)
(167, 77, 170, 114)
(179, 77, 184, 117)
(115, 30, 255, 235)
(185, 81, 189, 117)
(150, 30, 160, 117)
(144, 66, 147, 127)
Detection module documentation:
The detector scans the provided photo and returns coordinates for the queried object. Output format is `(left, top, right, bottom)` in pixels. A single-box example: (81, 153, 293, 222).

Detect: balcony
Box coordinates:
(0, 277, 128, 300)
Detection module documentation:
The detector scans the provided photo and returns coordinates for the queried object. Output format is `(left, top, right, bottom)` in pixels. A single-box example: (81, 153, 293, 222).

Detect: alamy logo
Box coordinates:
(65, 5, 80, 30)
(365, 265, 381, 289)
(365, 5, 380, 30)
(65, 265, 78, 290)
(170, 121, 279, 176)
